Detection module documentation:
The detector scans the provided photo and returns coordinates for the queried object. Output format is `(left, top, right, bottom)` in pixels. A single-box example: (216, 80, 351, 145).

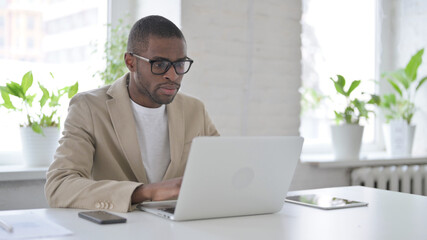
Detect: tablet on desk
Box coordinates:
(285, 194, 368, 210)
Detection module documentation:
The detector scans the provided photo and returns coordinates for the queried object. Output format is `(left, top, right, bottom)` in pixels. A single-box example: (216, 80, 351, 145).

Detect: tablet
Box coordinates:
(285, 194, 368, 210)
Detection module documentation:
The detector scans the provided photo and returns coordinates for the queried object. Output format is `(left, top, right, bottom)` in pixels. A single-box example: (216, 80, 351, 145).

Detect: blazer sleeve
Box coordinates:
(45, 93, 141, 212)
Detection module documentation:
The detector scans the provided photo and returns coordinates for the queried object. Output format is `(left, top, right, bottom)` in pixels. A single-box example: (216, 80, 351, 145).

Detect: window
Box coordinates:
(300, 0, 378, 153)
(0, 0, 107, 163)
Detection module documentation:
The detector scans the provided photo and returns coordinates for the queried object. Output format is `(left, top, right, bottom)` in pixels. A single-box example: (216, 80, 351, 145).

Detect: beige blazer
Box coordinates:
(45, 74, 219, 212)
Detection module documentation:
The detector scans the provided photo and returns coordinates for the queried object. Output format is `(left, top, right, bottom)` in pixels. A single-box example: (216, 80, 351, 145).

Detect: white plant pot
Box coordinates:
(20, 127, 60, 167)
(330, 124, 364, 161)
(383, 120, 415, 157)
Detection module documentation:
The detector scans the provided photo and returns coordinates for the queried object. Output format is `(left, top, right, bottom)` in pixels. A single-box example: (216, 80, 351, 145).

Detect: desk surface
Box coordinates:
(1, 186, 426, 240)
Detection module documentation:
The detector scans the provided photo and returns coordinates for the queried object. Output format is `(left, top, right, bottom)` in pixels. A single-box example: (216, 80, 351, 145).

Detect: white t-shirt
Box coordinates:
(131, 100, 170, 183)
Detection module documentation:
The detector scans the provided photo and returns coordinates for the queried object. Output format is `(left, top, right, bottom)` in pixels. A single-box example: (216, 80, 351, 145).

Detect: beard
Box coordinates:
(134, 70, 181, 106)
(153, 83, 180, 105)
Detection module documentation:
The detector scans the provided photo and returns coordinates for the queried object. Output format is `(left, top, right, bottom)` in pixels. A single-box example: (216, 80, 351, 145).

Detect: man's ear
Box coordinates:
(124, 53, 135, 72)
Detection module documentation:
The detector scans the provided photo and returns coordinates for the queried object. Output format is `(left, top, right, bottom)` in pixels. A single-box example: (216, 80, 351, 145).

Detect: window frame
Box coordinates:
(300, 0, 385, 155)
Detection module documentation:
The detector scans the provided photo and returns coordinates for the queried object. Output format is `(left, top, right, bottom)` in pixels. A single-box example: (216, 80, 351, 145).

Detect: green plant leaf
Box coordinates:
(31, 122, 44, 135)
(48, 110, 58, 126)
(49, 94, 60, 108)
(387, 79, 403, 97)
(57, 87, 67, 98)
(0, 88, 16, 110)
(354, 99, 368, 118)
(337, 75, 346, 90)
(368, 94, 381, 105)
(344, 106, 355, 124)
(68, 82, 79, 98)
(384, 114, 394, 123)
(331, 75, 346, 96)
(40, 112, 56, 127)
(26, 94, 37, 107)
(38, 82, 49, 108)
(334, 111, 343, 125)
(6, 82, 25, 98)
(21, 71, 33, 95)
(407, 113, 413, 125)
(382, 94, 396, 108)
(347, 80, 361, 96)
(405, 48, 424, 82)
(389, 69, 410, 90)
(416, 76, 427, 92)
(0, 86, 10, 94)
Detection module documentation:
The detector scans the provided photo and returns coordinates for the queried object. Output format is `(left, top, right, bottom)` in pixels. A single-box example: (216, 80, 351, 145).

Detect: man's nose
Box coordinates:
(163, 65, 179, 82)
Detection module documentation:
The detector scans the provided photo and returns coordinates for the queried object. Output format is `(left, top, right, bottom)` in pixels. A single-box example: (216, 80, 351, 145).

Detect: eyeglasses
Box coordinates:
(129, 52, 194, 75)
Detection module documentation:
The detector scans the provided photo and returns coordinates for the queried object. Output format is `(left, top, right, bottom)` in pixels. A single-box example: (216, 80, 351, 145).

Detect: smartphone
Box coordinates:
(78, 211, 127, 224)
(285, 194, 368, 210)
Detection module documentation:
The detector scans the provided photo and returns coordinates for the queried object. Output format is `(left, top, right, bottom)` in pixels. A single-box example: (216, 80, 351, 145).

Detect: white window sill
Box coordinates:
(301, 152, 427, 168)
(0, 165, 47, 181)
(0, 151, 47, 181)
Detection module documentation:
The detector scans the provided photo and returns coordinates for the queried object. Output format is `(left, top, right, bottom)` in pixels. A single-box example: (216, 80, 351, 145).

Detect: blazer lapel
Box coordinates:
(163, 96, 185, 179)
(106, 74, 148, 183)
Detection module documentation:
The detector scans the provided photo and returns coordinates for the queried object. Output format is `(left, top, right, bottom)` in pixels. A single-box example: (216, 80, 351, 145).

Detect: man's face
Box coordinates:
(127, 36, 187, 108)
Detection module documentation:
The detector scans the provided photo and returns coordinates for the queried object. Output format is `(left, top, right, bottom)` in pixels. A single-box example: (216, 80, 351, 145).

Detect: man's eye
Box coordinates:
(153, 61, 169, 69)
(174, 62, 185, 68)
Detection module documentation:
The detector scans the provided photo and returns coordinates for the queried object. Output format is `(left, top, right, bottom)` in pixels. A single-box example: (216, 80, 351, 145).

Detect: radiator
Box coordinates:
(351, 165, 427, 196)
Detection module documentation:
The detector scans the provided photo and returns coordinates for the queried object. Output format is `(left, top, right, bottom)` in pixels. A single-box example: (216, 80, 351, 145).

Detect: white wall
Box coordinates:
(179, 0, 317, 191)
(181, 0, 302, 136)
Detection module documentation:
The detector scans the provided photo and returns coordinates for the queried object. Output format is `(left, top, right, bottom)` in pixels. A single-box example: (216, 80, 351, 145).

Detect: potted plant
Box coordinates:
(376, 48, 427, 156)
(93, 17, 131, 85)
(329, 75, 377, 160)
(0, 71, 78, 166)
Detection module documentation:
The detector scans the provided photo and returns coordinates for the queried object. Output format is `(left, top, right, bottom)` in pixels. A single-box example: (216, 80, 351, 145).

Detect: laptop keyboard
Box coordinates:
(160, 208, 175, 214)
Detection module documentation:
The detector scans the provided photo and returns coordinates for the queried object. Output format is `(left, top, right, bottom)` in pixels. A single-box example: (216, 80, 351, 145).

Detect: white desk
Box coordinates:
(1, 186, 426, 240)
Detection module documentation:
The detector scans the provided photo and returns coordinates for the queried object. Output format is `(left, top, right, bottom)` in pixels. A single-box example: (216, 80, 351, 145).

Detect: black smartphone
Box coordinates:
(78, 211, 127, 224)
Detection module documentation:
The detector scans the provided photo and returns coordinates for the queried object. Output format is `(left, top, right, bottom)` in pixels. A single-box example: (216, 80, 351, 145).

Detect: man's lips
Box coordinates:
(159, 84, 179, 96)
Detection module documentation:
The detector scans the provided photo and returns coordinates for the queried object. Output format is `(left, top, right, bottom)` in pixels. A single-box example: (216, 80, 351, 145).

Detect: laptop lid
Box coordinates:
(140, 136, 303, 221)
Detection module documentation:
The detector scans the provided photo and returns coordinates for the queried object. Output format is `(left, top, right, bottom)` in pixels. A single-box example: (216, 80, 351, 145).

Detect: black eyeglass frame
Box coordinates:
(129, 52, 194, 75)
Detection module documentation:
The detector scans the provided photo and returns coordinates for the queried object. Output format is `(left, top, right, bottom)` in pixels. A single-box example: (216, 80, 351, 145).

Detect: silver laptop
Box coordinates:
(137, 136, 304, 221)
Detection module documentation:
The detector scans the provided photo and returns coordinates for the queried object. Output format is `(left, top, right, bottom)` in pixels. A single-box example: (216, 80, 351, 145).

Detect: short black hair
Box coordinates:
(127, 15, 185, 53)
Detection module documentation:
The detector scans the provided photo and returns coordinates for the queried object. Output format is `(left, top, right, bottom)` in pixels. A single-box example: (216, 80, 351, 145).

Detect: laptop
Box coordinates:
(137, 136, 304, 221)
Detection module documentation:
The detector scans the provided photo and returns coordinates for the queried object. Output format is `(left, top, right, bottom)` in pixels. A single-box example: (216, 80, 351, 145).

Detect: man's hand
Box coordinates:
(131, 177, 183, 204)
